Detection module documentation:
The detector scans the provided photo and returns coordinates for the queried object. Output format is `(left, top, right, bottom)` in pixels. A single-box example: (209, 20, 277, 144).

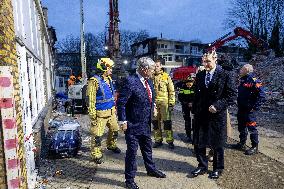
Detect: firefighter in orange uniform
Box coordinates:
(231, 64, 266, 155)
(68, 75, 76, 86)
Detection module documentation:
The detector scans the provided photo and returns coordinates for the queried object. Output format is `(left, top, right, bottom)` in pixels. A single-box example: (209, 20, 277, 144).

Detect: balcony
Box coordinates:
(157, 48, 175, 53)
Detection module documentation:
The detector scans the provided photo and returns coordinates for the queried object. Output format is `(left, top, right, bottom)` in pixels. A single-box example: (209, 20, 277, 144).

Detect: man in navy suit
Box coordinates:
(191, 49, 236, 179)
(117, 57, 166, 189)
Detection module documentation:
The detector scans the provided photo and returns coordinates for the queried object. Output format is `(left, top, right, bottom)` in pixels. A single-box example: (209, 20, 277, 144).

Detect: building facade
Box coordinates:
(0, 0, 57, 188)
(131, 38, 204, 73)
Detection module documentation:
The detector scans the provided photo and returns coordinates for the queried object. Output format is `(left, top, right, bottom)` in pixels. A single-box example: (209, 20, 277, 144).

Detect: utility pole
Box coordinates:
(80, 0, 87, 81)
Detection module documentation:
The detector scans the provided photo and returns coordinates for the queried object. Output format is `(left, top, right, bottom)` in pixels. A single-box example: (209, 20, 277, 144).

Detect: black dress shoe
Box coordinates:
(230, 143, 246, 151)
(125, 181, 139, 189)
(153, 142, 163, 148)
(107, 146, 121, 154)
(185, 137, 192, 143)
(168, 142, 175, 149)
(209, 170, 222, 179)
(191, 167, 207, 177)
(147, 170, 166, 178)
(245, 146, 258, 155)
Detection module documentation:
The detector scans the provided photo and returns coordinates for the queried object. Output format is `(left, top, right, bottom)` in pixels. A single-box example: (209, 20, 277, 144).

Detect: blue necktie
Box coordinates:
(205, 72, 211, 87)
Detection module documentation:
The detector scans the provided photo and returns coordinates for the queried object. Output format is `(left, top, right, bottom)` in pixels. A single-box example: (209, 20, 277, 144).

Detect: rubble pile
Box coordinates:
(250, 57, 284, 106)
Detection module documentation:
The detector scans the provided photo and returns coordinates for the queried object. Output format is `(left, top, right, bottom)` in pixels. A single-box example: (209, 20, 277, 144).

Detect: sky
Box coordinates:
(41, 0, 231, 43)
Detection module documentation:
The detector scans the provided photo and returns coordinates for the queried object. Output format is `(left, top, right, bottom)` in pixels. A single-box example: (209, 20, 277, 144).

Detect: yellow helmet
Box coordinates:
(97, 58, 114, 71)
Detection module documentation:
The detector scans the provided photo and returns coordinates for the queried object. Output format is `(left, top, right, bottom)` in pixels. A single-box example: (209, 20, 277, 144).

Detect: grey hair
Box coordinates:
(136, 57, 155, 70)
(243, 64, 253, 73)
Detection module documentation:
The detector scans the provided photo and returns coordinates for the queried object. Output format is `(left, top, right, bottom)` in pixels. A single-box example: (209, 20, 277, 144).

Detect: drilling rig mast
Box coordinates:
(107, 0, 120, 59)
(107, 0, 127, 82)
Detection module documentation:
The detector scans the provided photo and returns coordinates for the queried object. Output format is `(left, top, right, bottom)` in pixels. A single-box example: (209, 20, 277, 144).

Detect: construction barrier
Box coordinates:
(0, 66, 21, 189)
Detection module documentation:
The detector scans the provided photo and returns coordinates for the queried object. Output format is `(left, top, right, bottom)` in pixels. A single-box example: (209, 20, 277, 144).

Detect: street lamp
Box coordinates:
(123, 60, 128, 64)
(104, 46, 108, 50)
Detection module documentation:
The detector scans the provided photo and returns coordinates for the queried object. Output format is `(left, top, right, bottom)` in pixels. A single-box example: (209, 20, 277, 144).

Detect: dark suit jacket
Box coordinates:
(117, 74, 155, 135)
(192, 65, 236, 148)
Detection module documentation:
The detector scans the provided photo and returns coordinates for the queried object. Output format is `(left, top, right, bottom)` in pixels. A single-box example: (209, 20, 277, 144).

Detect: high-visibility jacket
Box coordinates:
(88, 75, 115, 117)
(177, 82, 195, 104)
(68, 79, 75, 86)
(153, 71, 175, 106)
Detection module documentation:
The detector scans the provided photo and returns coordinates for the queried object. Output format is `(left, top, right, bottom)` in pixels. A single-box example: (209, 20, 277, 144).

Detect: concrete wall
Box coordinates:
(12, 0, 56, 188)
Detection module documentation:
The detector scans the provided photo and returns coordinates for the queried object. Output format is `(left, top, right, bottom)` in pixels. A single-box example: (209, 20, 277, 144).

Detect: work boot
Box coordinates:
(92, 156, 103, 164)
(168, 142, 175, 149)
(230, 142, 246, 151)
(107, 146, 121, 154)
(153, 142, 163, 148)
(245, 146, 258, 155)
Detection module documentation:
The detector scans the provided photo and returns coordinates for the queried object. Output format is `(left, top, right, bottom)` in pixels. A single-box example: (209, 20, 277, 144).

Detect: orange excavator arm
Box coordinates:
(206, 27, 269, 52)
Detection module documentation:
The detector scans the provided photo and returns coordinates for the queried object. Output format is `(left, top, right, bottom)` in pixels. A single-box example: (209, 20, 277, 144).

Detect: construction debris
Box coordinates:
(250, 57, 284, 106)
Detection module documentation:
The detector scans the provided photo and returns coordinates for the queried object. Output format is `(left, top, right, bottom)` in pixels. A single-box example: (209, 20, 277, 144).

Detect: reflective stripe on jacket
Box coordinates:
(94, 75, 115, 110)
(153, 71, 175, 105)
(179, 89, 194, 95)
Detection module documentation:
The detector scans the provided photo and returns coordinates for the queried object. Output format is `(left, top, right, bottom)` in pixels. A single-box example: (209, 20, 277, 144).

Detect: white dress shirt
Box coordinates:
(136, 71, 152, 99)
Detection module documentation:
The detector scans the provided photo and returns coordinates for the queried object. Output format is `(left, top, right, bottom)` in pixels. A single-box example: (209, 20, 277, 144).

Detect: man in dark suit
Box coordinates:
(117, 57, 166, 189)
(191, 49, 236, 179)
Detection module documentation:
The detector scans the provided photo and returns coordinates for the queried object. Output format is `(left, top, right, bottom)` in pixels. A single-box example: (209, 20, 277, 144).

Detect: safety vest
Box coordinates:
(94, 75, 115, 111)
(179, 89, 194, 95)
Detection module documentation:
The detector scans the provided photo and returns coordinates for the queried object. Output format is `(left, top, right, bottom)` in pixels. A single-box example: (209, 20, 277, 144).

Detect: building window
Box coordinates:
(191, 46, 198, 55)
(159, 44, 168, 49)
(59, 78, 64, 88)
(161, 54, 173, 62)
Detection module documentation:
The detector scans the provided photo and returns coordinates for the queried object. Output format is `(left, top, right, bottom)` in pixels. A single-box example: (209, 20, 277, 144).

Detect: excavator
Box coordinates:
(172, 27, 269, 81)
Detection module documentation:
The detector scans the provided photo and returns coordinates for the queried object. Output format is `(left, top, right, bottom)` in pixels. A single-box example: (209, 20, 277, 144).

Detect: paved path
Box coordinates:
(36, 113, 219, 189)
(36, 108, 284, 189)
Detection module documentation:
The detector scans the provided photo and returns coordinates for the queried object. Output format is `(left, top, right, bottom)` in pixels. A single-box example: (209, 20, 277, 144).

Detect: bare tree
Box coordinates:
(120, 29, 150, 56)
(224, 0, 284, 55)
(55, 30, 150, 76)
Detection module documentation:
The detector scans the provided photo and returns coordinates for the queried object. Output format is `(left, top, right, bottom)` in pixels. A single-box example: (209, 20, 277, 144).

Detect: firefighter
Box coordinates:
(231, 64, 266, 155)
(88, 58, 121, 164)
(152, 59, 175, 149)
(77, 74, 83, 83)
(176, 74, 195, 143)
(68, 75, 76, 86)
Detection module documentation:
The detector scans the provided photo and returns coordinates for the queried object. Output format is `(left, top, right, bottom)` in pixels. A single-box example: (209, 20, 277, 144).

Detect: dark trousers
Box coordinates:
(195, 146, 224, 171)
(125, 133, 156, 182)
(237, 110, 259, 146)
(181, 103, 193, 138)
